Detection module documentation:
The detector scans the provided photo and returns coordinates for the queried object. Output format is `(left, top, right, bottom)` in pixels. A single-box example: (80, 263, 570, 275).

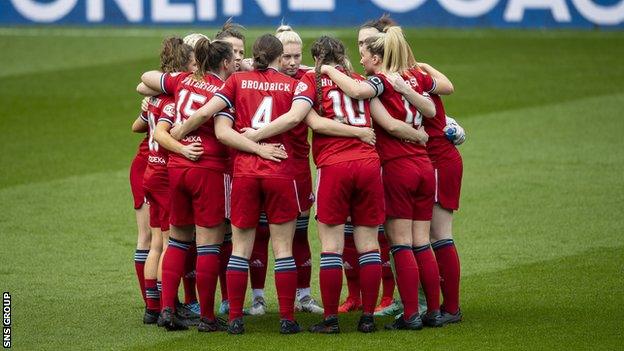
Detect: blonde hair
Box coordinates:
(275, 24, 302, 46)
(183, 33, 209, 50)
(364, 26, 417, 74)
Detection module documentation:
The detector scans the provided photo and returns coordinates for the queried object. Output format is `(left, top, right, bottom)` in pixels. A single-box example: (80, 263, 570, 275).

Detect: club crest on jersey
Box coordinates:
(294, 81, 308, 95)
(163, 104, 175, 116)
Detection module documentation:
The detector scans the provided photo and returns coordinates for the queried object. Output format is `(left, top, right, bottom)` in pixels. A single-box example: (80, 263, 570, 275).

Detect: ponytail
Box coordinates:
(252, 34, 283, 70)
(194, 38, 234, 80)
(380, 26, 416, 74)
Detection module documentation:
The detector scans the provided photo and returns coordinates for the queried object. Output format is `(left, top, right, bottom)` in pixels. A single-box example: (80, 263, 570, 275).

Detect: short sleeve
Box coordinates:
(215, 107, 236, 122)
(364, 75, 385, 98)
(158, 102, 175, 125)
(161, 72, 185, 95)
(292, 73, 316, 106)
(418, 72, 436, 94)
(215, 75, 237, 108)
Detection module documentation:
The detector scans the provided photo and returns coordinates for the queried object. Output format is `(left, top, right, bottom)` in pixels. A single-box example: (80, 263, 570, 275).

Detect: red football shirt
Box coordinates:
(161, 71, 229, 172)
(366, 68, 432, 163)
(215, 68, 299, 179)
(289, 67, 311, 175)
(294, 68, 378, 168)
(136, 111, 149, 159)
(145, 94, 175, 168)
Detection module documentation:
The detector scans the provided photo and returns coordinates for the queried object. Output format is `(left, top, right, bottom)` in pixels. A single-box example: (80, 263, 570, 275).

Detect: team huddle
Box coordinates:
(129, 15, 466, 335)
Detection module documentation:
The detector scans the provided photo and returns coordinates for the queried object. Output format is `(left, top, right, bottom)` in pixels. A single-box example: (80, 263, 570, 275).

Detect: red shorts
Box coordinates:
(315, 158, 385, 226)
(295, 170, 314, 213)
(433, 155, 463, 211)
(168, 167, 229, 228)
(231, 176, 300, 229)
(144, 169, 170, 232)
(129, 154, 148, 209)
(383, 156, 434, 221)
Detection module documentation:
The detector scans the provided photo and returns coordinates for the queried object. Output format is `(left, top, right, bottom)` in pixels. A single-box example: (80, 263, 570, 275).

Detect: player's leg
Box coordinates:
(195, 223, 226, 332)
(339, 222, 361, 313)
(218, 225, 232, 314)
(226, 176, 261, 334)
(247, 216, 270, 315)
(430, 157, 463, 324)
(143, 192, 164, 324)
(353, 225, 381, 333)
(182, 242, 198, 308)
(350, 158, 385, 333)
(375, 226, 398, 315)
(130, 155, 150, 307)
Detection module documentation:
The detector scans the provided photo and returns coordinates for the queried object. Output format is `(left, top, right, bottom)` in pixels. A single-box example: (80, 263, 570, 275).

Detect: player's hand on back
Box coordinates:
(240, 58, 254, 72)
(180, 142, 204, 161)
(170, 123, 184, 140)
(416, 125, 429, 145)
(240, 127, 260, 142)
(141, 97, 150, 112)
(386, 72, 413, 94)
(256, 143, 288, 162)
(357, 127, 376, 146)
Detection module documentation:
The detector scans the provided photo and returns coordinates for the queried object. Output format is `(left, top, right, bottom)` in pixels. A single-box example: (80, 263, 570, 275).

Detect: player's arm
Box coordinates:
(132, 98, 149, 132)
(418, 63, 454, 95)
(132, 116, 148, 133)
(140, 71, 165, 92)
(214, 116, 288, 162)
(385, 73, 436, 118)
(170, 96, 227, 140)
(319, 65, 376, 100)
(370, 98, 428, 145)
(154, 121, 203, 161)
(304, 109, 376, 146)
(136, 82, 161, 96)
(242, 100, 311, 142)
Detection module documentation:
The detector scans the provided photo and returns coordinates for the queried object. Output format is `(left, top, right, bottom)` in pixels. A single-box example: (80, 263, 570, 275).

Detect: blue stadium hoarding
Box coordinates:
(0, 0, 622, 28)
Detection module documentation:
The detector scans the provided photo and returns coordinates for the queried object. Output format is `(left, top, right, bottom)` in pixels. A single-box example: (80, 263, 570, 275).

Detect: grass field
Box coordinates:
(1, 26, 623, 350)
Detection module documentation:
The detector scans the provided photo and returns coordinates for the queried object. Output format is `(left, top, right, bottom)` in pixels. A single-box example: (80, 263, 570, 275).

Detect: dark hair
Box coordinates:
(252, 34, 283, 70)
(310, 36, 351, 115)
(215, 18, 246, 42)
(360, 13, 397, 32)
(160, 36, 194, 73)
(193, 38, 234, 79)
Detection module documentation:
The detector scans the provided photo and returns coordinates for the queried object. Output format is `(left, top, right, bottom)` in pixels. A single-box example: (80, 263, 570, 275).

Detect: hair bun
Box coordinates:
(276, 24, 293, 34)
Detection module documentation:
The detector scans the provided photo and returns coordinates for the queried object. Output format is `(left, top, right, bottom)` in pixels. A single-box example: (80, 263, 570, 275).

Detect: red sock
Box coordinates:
(320, 252, 343, 317)
(391, 246, 420, 319)
(379, 235, 395, 299)
(219, 240, 232, 301)
(432, 239, 461, 313)
(358, 251, 382, 314)
(134, 249, 148, 305)
(343, 234, 360, 301)
(196, 245, 220, 320)
(226, 255, 249, 321)
(145, 279, 160, 312)
(161, 238, 191, 311)
(249, 225, 269, 290)
(183, 243, 197, 304)
(293, 216, 312, 289)
(275, 257, 297, 321)
(414, 245, 441, 312)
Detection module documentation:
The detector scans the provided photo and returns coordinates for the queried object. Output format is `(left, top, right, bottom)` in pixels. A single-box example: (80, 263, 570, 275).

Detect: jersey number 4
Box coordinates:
(251, 96, 273, 129)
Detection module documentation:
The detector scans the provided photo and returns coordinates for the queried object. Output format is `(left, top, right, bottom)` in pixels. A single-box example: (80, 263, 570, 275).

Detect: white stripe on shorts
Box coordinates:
(293, 179, 302, 213)
(314, 168, 321, 216)
(434, 168, 439, 203)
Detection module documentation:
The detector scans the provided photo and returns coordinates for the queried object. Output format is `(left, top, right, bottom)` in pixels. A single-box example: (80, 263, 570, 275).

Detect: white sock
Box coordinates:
(297, 287, 311, 300)
(252, 289, 264, 299)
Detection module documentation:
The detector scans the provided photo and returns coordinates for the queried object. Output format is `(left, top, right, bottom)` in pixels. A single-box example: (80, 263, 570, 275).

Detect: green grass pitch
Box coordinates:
(1, 26, 623, 350)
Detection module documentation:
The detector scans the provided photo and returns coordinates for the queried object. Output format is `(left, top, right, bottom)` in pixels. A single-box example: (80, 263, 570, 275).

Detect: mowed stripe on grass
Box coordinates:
(2, 90, 622, 350)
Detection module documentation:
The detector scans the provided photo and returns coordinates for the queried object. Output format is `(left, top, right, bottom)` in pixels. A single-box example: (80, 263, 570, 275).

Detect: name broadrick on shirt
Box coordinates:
(241, 80, 291, 92)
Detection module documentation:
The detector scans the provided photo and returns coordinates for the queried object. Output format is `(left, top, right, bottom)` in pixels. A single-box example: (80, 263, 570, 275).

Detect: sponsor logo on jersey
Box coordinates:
(183, 136, 202, 143)
(294, 81, 308, 95)
(148, 155, 166, 165)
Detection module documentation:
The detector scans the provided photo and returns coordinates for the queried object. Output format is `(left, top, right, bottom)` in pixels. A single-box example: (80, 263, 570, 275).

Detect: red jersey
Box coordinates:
(366, 68, 431, 163)
(215, 68, 299, 179)
(294, 68, 378, 168)
(145, 94, 175, 168)
(289, 67, 311, 174)
(136, 112, 149, 159)
(161, 71, 229, 172)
